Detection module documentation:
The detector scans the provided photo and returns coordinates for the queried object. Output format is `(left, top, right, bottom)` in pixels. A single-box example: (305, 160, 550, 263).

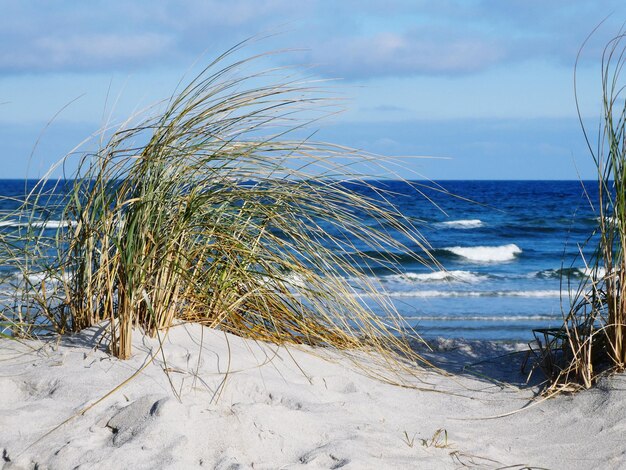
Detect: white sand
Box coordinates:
(1, 324, 625, 469)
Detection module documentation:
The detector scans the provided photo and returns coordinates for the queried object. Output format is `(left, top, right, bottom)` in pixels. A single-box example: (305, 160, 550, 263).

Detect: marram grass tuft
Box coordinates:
(0, 46, 436, 379)
(547, 31, 626, 391)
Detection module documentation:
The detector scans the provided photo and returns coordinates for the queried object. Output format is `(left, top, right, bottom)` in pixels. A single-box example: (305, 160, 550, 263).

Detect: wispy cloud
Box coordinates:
(307, 31, 505, 78)
(0, 0, 623, 79)
(0, 33, 174, 73)
(365, 104, 410, 113)
(0, 0, 299, 74)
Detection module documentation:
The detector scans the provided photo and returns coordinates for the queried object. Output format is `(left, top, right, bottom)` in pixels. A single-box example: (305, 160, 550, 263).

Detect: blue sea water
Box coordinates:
(0, 179, 600, 342)
(345, 180, 599, 341)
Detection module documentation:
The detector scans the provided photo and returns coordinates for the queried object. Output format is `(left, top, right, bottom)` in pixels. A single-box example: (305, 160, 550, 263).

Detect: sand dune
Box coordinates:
(1, 324, 625, 469)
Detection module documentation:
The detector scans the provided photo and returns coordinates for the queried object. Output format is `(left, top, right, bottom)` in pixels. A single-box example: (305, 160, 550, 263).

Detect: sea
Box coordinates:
(0, 179, 601, 342)
(345, 180, 600, 342)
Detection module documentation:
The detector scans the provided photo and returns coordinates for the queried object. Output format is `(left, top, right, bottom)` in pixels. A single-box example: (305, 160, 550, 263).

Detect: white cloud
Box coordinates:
(0, 0, 624, 78)
(4, 33, 175, 72)
(0, 1, 297, 74)
(309, 32, 505, 78)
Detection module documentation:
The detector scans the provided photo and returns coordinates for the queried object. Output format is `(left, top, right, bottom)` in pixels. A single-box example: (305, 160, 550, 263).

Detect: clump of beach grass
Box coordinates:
(0, 45, 435, 380)
(548, 31, 626, 390)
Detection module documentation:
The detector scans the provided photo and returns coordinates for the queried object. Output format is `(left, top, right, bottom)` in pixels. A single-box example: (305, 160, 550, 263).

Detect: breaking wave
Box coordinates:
(389, 289, 560, 298)
(439, 219, 483, 229)
(403, 314, 561, 322)
(535, 267, 607, 280)
(0, 219, 70, 229)
(381, 270, 487, 283)
(442, 244, 522, 262)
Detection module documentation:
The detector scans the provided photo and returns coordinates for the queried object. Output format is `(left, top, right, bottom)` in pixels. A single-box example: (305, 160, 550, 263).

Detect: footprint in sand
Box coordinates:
(105, 395, 170, 446)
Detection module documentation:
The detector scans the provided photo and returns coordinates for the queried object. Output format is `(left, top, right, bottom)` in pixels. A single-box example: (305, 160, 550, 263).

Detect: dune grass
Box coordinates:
(0, 45, 435, 377)
(547, 32, 626, 390)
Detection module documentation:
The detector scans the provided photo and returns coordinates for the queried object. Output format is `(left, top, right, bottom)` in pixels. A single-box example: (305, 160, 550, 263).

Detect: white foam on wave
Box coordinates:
(10, 272, 50, 285)
(444, 244, 521, 262)
(535, 266, 609, 281)
(403, 314, 560, 322)
(390, 289, 561, 298)
(583, 267, 607, 280)
(439, 219, 483, 229)
(383, 270, 486, 283)
(10, 270, 73, 285)
(0, 219, 70, 229)
(260, 272, 308, 290)
(31, 220, 71, 229)
(22, 272, 49, 284)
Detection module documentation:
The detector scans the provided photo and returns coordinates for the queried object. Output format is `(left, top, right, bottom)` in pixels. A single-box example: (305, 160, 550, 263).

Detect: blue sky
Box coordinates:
(0, 0, 624, 179)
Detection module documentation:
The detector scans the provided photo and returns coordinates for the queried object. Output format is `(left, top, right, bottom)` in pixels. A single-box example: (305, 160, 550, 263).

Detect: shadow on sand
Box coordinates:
(411, 337, 548, 390)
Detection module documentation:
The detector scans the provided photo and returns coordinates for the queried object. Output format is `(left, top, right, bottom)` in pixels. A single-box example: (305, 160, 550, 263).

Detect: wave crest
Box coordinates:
(443, 244, 521, 262)
(404, 314, 561, 322)
(383, 270, 486, 283)
(536, 267, 607, 280)
(439, 219, 483, 229)
(390, 289, 560, 298)
(0, 219, 70, 229)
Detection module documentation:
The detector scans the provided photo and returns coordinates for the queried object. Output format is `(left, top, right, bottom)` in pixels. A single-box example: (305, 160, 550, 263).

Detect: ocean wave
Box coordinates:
(389, 289, 561, 298)
(403, 314, 560, 322)
(439, 219, 483, 229)
(0, 220, 22, 227)
(18, 272, 50, 284)
(584, 267, 607, 279)
(0, 219, 70, 229)
(535, 267, 586, 279)
(596, 216, 618, 224)
(31, 220, 71, 229)
(535, 267, 607, 280)
(442, 244, 521, 262)
(382, 270, 487, 283)
(8, 270, 73, 286)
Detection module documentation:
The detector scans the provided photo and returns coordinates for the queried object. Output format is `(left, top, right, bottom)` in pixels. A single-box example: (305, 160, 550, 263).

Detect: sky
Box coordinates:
(1, 0, 625, 179)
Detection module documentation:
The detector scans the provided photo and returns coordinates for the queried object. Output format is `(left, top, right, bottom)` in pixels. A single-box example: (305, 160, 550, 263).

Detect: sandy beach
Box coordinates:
(1, 323, 624, 469)
(5, 2, 626, 469)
